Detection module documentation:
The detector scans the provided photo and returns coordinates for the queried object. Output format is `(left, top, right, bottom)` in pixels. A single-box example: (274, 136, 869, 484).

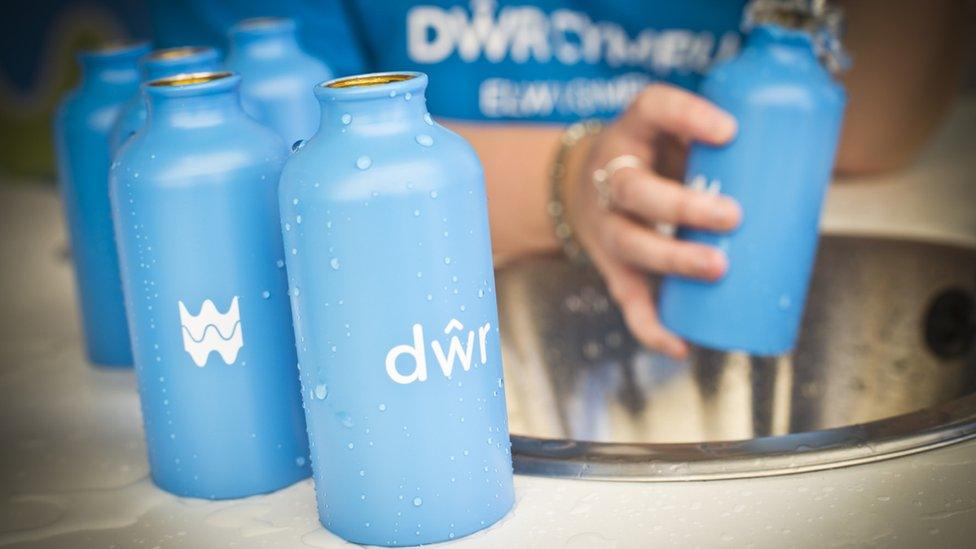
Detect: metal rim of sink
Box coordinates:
(511, 393, 976, 481)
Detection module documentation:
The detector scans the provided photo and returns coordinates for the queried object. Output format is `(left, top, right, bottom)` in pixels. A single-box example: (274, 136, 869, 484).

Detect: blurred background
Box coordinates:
(1, 0, 974, 183)
(0, 0, 367, 181)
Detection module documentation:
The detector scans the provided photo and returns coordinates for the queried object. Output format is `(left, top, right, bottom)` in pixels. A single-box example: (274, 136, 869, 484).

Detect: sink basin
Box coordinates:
(497, 235, 976, 480)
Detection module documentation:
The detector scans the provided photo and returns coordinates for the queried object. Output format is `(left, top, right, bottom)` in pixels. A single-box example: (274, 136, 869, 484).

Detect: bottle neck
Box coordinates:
(78, 43, 148, 90)
(146, 73, 246, 130)
(747, 24, 819, 65)
(229, 22, 302, 61)
(315, 73, 431, 137)
(142, 47, 221, 82)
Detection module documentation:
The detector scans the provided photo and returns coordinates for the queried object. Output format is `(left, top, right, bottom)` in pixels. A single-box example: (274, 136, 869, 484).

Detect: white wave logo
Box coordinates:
(177, 297, 244, 367)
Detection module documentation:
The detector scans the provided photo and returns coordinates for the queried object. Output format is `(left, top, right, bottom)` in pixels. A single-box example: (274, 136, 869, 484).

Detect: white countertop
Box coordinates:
(0, 98, 974, 548)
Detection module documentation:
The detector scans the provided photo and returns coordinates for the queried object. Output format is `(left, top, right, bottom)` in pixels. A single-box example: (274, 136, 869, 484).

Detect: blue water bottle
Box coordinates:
(54, 42, 150, 366)
(224, 17, 333, 147)
(279, 73, 515, 545)
(659, 4, 847, 356)
(109, 72, 310, 499)
(109, 46, 220, 153)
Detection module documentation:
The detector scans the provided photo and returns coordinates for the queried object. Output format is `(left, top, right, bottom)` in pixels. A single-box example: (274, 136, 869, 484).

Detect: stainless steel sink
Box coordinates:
(496, 235, 976, 480)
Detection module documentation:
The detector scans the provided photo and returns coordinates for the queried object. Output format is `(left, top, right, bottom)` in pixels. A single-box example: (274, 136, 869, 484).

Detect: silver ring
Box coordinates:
(592, 154, 645, 210)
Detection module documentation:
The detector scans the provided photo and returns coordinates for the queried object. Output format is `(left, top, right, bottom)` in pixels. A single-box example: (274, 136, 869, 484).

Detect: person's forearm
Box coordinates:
(443, 121, 563, 266)
(834, 0, 968, 175)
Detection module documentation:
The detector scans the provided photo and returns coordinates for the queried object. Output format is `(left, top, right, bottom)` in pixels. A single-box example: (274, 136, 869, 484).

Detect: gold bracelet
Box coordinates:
(548, 119, 603, 264)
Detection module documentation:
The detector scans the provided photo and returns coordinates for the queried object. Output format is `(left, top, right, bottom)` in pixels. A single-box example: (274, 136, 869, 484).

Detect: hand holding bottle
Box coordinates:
(561, 83, 742, 359)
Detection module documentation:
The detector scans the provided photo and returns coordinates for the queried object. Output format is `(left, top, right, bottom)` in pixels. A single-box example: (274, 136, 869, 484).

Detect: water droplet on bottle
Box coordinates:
(424, 113, 433, 125)
(296, 456, 306, 466)
(389, 90, 396, 98)
(261, 290, 270, 299)
(356, 156, 372, 170)
(378, 403, 387, 411)
(314, 384, 328, 400)
(291, 139, 305, 152)
(276, 259, 285, 268)
(478, 289, 485, 298)
(413, 209, 421, 217)
(292, 198, 299, 205)
(291, 248, 298, 255)
(347, 442, 354, 450)
(444, 257, 452, 265)
(330, 257, 341, 270)
(337, 411, 355, 428)
(296, 215, 302, 224)
(415, 134, 433, 147)
(284, 222, 291, 231)
(404, 92, 412, 101)
(413, 497, 423, 507)
(341, 113, 352, 125)
(359, 469, 366, 477)
(426, 294, 433, 301)
(429, 190, 438, 199)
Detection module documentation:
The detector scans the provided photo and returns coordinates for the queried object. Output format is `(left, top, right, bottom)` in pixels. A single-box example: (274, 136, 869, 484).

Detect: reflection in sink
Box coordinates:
(496, 236, 976, 478)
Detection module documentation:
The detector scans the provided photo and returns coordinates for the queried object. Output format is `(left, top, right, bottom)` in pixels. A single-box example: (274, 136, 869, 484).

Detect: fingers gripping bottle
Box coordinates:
(109, 46, 220, 154)
(660, 1, 847, 356)
(110, 72, 310, 498)
(54, 42, 149, 366)
(279, 73, 515, 545)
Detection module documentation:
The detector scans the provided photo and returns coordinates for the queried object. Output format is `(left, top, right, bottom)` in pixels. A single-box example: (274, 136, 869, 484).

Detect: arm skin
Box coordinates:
(834, 0, 968, 175)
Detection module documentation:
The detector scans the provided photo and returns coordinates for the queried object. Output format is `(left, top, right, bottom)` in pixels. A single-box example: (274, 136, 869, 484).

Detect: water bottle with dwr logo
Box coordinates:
(279, 72, 515, 545)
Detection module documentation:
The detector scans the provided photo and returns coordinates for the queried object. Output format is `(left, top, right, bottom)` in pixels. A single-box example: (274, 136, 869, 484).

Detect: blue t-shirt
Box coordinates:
(344, 0, 746, 122)
(150, 0, 747, 123)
